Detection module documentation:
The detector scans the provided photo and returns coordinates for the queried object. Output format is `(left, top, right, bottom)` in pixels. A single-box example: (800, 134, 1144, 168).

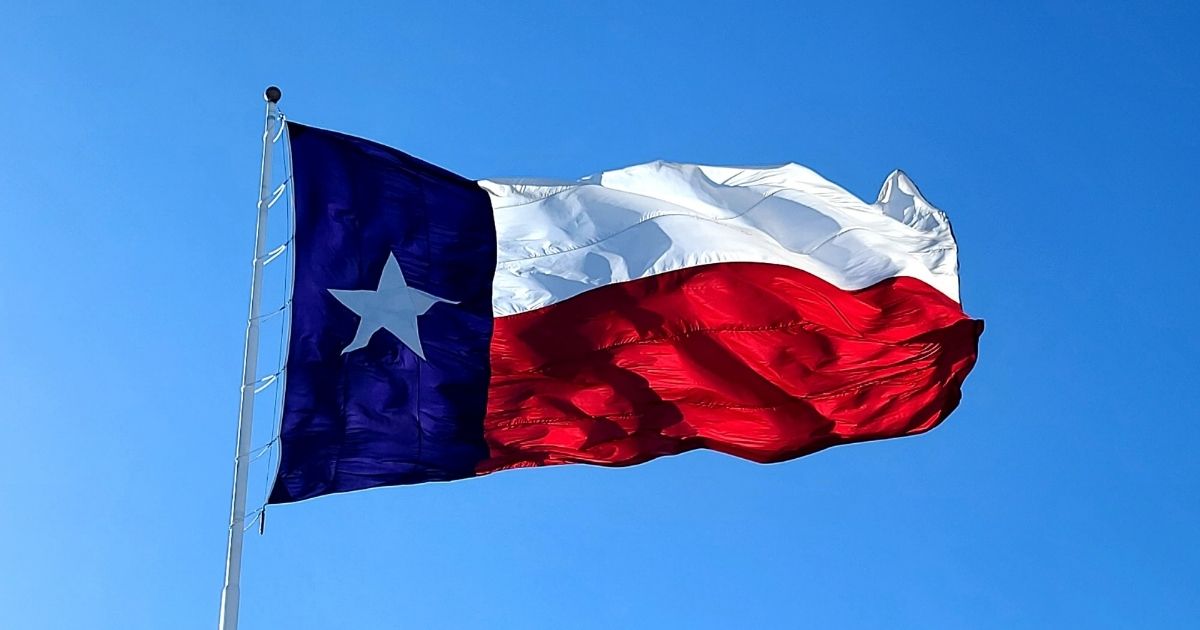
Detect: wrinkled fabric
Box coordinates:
(269, 123, 495, 504)
(270, 123, 981, 504)
(482, 162, 960, 316)
(483, 263, 981, 472)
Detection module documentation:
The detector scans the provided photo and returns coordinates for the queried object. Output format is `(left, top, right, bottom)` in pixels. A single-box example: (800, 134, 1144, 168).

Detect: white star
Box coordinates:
(328, 252, 456, 360)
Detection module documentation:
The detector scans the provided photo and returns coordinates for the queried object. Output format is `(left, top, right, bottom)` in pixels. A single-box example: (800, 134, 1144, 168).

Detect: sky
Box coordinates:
(1, 1, 1197, 628)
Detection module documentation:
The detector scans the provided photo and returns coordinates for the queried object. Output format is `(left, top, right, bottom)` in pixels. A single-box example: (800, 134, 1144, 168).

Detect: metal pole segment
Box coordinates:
(219, 86, 282, 630)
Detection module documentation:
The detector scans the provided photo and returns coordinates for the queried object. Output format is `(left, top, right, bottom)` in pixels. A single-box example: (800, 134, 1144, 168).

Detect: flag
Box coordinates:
(268, 122, 982, 504)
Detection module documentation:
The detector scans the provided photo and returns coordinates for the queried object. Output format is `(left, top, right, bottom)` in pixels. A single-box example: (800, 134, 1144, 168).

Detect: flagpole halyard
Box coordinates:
(218, 86, 282, 630)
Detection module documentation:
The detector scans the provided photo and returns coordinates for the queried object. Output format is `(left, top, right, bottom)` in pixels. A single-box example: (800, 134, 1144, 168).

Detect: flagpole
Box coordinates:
(219, 85, 282, 630)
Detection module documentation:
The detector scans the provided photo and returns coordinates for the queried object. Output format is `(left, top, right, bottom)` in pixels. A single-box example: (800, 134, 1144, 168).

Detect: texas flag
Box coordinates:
(268, 122, 983, 504)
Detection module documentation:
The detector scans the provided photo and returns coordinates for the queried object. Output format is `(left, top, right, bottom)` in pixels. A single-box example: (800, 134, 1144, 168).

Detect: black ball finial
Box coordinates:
(264, 86, 282, 103)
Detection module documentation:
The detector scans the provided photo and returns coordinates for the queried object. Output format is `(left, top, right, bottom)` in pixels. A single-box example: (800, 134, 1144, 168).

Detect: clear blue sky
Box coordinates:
(1, 1, 1197, 628)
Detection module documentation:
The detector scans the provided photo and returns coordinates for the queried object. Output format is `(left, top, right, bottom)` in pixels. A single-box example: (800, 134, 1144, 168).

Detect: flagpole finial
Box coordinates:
(264, 86, 282, 104)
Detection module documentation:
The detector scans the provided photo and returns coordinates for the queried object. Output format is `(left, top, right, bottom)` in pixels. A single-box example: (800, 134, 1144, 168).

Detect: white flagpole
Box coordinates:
(219, 85, 282, 630)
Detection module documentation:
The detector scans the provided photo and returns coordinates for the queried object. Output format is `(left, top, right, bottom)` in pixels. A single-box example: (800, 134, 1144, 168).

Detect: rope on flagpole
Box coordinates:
(241, 439, 278, 463)
(266, 182, 288, 209)
(260, 243, 288, 266)
(245, 367, 287, 393)
(258, 111, 299, 527)
(241, 507, 265, 532)
(250, 300, 292, 323)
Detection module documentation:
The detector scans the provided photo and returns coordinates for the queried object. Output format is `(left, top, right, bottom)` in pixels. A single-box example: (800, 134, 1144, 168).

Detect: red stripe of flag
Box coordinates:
(480, 262, 982, 473)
